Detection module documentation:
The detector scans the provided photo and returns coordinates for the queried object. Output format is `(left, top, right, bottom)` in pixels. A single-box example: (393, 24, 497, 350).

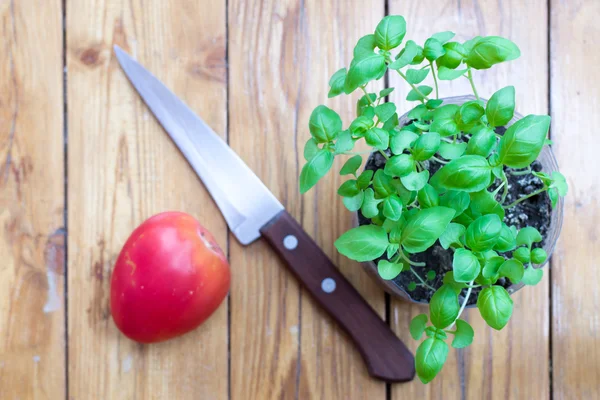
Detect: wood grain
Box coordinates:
(550, 1, 600, 398)
(228, 0, 387, 398)
(0, 0, 65, 398)
(388, 1, 550, 398)
(66, 1, 228, 398)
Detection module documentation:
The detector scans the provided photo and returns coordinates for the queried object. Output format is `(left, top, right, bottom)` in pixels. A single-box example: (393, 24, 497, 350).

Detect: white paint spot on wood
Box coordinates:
(43, 270, 60, 313)
(33, 355, 40, 363)
(122, 355, 133, 373)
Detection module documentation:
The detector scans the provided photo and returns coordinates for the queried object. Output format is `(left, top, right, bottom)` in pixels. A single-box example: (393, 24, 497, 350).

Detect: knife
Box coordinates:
(114, 46, 415, 382)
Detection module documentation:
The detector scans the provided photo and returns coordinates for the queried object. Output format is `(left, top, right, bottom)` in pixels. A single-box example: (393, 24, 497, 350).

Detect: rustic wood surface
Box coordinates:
(0, 0, 598, 399)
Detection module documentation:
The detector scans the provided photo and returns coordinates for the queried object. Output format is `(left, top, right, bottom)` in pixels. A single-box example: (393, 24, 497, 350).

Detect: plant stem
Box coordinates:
(510, 167, 532, 176)
(409, 267, 435, 291)
(430, 62, 439, 99)
(378, 149, 390, 160)
(467, 68, 480, 101)
(492, 179, 506, 199)
(449, 279, 475, 329)
(431, 155, 449, 164)
(397, 71, 429, 103)
(399, 251, 426, 267)
(360, 86, 375, 106)
(342, 150, 376, 155)
(501, 173, 509, 203)
(503, 187, 547, 209)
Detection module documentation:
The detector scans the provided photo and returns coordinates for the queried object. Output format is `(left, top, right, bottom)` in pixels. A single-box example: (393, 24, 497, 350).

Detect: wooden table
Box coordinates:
(1, 0, 598, 398)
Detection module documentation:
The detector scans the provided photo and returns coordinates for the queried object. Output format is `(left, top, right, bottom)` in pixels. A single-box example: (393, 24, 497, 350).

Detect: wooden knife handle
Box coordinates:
(260, 210, 415, 382)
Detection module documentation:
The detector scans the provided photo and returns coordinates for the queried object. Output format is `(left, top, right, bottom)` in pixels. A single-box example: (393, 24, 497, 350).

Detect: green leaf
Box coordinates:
(342, 191, 365, 212)
(334, 130, 356, 154)
(411, 132, 441, 161)
(452, 248, 481, 282)
(516, 227, 543, 247)
(385, 154, 415, 178)
(299, 150, 334, 193)
(406, 68, 430, 84)
(494, 224, 517, 252)
(498, 115, 550, 168)
(477, 286, 513, 330)
(513, 247, 531, 264)
(374, 15, 407, 50)
(378, 260, 403, 280)
(353, 34, 377, 58)
(437, 42, 465, 69)
(309, 105, 342, 143)
(466, 127, 497, 157)
(401, 170, 430, 191)
(430, 155, 492, 193)
(328, 68, 347, 98)
(498, 259, 524, 284)
(383, 195, 403, 221)
(440, 190, 471, 216)
(375, 103, 397, 123)
(380, 87, 395, 97)
(486, 86, 515, 127)
(550, 171, 568, 196)
(337, 180, 360, 197)
(463, 36, 482, 54)
(386, 243, 400, 259)
(373, 169, 394, 197)
(407, 86, 433, 102)
(482, 256, 505, 280)
(458, 101, 485, 125)
(430, 104, 460, 136)
(427, 270, 436, 281)
(357, 93, 377, 116)
(390, 130, 419, 154)
(416, 338, 449, 384)
(418, 184, 439, 208)
(334, 225, 389, 262)
(345, 53, 387, 93)
(408, 282, 417, 291)
(408, 104, 428, 120)
(438, 66, 467, 80)
(531, 248, 548, 264)
(424, 38, 446, 61)
(383, 113, 399, 131)
(426, 99, 444, 109)
(340, 155, 363, 176)
(400, 207, 455, 253)
(304, 138, 319, 161)
(466, 36, 521, 70)
(350, 116, 374, 136)
(432, 31, 455, 44)
(438, 142, 467, 160)
(430, 285, 460, 329)
(361, 188, 381, 218)
(410, 314, 429, 340)
(443, 271, 467, 294)
(549, 188, 559, 208)
(452, 319, 474, 349)
(465, 214, 503, 252)
(439, 223, 466, 250)
(356, 169, 374, 189)
(389, 40, 419, 70)
(522, 265, 543, 285)
(365, 128, 390, 150)
(469, 190, 505, 220)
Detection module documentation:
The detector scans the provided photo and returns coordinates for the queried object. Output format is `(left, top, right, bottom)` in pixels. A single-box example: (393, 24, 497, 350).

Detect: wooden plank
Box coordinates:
(550, 1, 600, 398)
(67, 1, 228, 398)
(228, 0, 386, 398)
(388, 1, 550, 398)
(0, 0, 66, 398)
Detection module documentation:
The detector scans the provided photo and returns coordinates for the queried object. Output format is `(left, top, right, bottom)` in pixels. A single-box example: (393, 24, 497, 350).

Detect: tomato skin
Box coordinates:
(110, 212, 230, 343)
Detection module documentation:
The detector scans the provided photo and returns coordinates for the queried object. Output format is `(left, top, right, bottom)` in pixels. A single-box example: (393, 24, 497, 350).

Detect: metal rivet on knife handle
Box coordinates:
(283, 235, 298, 250)
(321, 278, 336, 293)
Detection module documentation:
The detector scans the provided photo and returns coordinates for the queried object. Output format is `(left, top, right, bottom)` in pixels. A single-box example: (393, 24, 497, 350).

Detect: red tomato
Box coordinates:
(110, 212, 230, 343)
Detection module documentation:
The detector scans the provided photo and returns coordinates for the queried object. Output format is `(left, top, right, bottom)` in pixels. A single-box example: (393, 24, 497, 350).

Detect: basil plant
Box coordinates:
(299, 15, 568, 383)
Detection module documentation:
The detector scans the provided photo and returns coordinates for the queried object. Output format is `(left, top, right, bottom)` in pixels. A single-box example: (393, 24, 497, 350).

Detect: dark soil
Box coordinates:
(359, 126, 552, 305)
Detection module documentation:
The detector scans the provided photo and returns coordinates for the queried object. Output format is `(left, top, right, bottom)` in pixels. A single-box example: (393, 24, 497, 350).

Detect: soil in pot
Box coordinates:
(359, 127, 552, 306)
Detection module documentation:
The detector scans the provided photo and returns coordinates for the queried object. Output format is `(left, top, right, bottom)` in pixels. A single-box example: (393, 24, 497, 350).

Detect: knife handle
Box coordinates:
(260, 210, 415, 382)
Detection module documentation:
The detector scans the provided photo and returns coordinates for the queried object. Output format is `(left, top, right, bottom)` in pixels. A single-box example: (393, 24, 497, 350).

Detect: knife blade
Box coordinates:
(114, 45, 415, 382)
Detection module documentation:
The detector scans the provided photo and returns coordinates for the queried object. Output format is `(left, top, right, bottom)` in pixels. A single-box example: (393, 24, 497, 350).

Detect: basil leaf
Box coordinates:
(482, 256, 505, 280)
(345, 53, 387, 93)
(418, 184, 440, 208)
(357, 93, 377, 116)
(378, 260, 403, 280)
(430, 104, 460, 136)
(437, 66, 467, 80)
(424, 38, 446, 61)
(452, 248, 481, 282)
(426, 99, 444, 109)
(335, 225, 389, 262)
(406, 68, 430, 84)
(356, 169, 374, 189)
(498, 259, 524, 284)
(494, 224, 517, 252)
(458, 101, 485, 125)
(350, 116, 374, 136)
(334, 130, 356, 154)
(439, 223, 466, 250)
(309, 105, 342, 143)
(412, 132, 441, 161)
(374, 15, 407, 50)
(340, 155, 362, 176)
(408, 104, 428, 120)
(430, 284, 460, 328)
(522, 265, 543, 285)
(486, 86, 515, 127)
(400, 207, 455, 253)
(463, 36, 482, 54)
(375, 102, 397, 123)
(430, 155, 491, 193)
(389, 40, 419, 70)
(328, 68, 347, 98)
(452, 319, 474, 349)
(401, 170, 430, 191)
(407, 85, 433, 102)
(416, 338, 449, 384)
(390, 130, 419, 154)
(466, 36, 521, 70)
(550, 171, 568, 196)
(380, 87, 395, 98)
(373, 169, 394, 197)
(361, 188, 381, 218)
(365, 127, 390, 150)
(514, 247, 531, 264)
(438, 142, 467, 160)
(516, 227, 543, 247)
(385, 154, 415, 177)
(304, 138, 319, 161)
(337, 180, 360, 197)
(440, 190, 471, 216)
(353, 34, 377, 58)
(465, 214, 503, 252)
(436, 41, 465, 69)
(432, 31, 455, 44)
(342, 191, 365, 212)
(443, 271, 467, 294)
(299, 149, 334, 193)
(410, 314, 429, 340)
(383, 195, 403, 221)
(469, 190, 505, 220)
(477, 285, 513, 330)
(386, 242, 400, 259)
(466, 127, 497, 157)
(531, 248, 548, 264)
(498, 115, 550, 168)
